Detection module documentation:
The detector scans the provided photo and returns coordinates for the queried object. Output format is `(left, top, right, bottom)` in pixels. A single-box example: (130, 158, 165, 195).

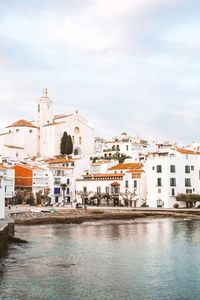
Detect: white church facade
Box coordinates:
(0, 89, 94, 160)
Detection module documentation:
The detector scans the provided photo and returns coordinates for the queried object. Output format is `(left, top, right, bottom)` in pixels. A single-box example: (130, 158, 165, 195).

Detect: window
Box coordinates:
(125, 180, 129, 188)
(126, 145, 128, 151)
(83, 187, 87, 192)
(158, 189, 161, 193)
(54, 178, 60, 185)
(186, 189, 192, 194)
(157, 199, 162, 207)
(170, 178, 176, 187)
(152, 166, 155, 170)
(74, 127, 80, 134)
(97, 187, 101, 193)
(185, 178, 191, 187)
(57, 170, 61, 176)
(16, 129, 19, 133)
(156, 165, 162, 173)
(54, 187, 60, 195)
(185, 166, 190, 173)
(79, 137, 82, 144)
(134, 180, 137, 188)
(171, 188, 175, 196)
(29, 129, 32, 133)
(191, 166, 194, 171)
(66, 188, 70, 194)
(157, 178, 162, 187)
(67, 178, 70, 185)
(170, 165, 176, 173)
(105, 187, 109, 193)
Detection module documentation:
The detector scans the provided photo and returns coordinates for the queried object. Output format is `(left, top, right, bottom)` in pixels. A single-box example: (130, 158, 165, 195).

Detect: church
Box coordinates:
(0, 89, 94, 160)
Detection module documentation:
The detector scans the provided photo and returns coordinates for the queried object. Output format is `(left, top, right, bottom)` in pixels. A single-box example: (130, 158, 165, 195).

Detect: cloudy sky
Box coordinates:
(0, 0, 200, 144)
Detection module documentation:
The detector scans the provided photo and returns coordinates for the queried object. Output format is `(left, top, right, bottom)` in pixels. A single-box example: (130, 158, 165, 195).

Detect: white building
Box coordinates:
(101, 133, 148, 160)
(0, 88, 94, 160)
(46, 157, 88, 204)
(4, 166, 15, 205)
(146, 147, 200, 208)
(76, 162, 146, 207)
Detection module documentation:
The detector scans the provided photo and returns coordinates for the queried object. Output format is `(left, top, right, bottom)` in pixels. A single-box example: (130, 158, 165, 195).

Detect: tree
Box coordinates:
(61, 183, 67, 205)
(60, 132, 73, 155)
(15, 189, 35, 205)
(176, 193, 200, 208)
(120, 190, 139, 207)
(36, 188, 50, 205)
(76, 191, 93, 206)
(60, 132, 68, 155)
(65, 134, 73, 155)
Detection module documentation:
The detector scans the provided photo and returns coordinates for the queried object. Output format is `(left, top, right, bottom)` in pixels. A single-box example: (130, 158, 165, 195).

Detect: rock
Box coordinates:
(8, 234, 28, 244)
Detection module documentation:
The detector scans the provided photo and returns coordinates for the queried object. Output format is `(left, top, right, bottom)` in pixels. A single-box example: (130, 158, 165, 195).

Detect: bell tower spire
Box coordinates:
(37, 87, 53, 127)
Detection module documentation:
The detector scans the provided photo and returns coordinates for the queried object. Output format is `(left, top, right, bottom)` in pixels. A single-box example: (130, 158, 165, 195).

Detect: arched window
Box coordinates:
(74, 127, 80, 134)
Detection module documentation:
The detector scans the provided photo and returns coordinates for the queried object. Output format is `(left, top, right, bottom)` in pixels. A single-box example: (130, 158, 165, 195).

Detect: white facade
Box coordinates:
(76, 162, 146, 207)
(46, 157, 87, 204)
(0, 88, 94, 160)
(4, 168, 15, 202)
(32, 167, 49, 195)
(146, 148, 200, 208)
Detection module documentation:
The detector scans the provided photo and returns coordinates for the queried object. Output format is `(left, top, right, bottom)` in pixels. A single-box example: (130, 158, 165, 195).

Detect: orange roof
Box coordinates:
(108, 163, 143, 170)
(91, 160, 112, 165)
(175, 148, 200, 155)
(4, 144, 24, 149)
(6, 119, 38, 128)
(83, 173, 125, 178)
(0, 163, 7, 170)
(110, 181, 120, 186)
(45, 157, 75, 164)
(127, 169, 144, 173)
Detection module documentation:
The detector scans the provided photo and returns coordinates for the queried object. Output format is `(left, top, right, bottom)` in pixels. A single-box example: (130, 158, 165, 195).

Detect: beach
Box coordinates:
(7, 206, 200, 225)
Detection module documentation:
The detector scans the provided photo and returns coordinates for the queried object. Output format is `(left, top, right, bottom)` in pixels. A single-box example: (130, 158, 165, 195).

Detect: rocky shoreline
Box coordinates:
(9, 208, 200, 226)
(0, 217, 14, 258)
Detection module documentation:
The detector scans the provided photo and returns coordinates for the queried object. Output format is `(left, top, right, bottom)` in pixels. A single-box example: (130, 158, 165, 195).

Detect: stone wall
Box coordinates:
(0, 218, 14, 258)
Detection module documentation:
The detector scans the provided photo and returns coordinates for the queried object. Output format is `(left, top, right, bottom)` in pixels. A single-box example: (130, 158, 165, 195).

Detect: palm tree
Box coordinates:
(61, 183, 67, 205)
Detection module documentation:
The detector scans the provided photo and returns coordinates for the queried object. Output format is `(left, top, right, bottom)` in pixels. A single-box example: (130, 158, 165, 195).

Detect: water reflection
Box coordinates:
(1, 219, 200, 300)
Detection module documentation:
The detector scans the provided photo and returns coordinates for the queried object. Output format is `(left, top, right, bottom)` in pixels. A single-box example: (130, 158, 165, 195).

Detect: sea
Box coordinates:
(0, 218, 200, 300)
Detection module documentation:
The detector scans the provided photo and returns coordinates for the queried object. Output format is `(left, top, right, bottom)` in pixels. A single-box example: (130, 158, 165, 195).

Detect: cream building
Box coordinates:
(0, 88, 94, 160)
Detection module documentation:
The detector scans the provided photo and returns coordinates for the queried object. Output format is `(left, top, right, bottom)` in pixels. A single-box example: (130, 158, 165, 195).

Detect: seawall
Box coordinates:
(0, 217, 14, 258)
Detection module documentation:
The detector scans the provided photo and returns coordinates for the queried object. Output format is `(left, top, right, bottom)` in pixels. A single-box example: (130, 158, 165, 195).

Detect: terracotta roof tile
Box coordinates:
(45, 157, 75, 164)
(6, 119, 38, 128)
(108, 163, 143, 170)
(83, 173, 125, 178)
(175, 148, 200, 155)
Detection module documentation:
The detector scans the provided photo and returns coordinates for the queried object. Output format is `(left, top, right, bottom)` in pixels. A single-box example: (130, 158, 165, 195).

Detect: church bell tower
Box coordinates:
(37, 88, 53, 127)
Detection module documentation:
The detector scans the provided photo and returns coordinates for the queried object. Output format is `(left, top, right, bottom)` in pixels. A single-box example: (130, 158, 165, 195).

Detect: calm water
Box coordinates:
(0, 218, 200, 300)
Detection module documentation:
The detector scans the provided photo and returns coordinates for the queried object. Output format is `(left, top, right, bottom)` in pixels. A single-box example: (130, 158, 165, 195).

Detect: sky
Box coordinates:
(0, 0, 200, 144)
